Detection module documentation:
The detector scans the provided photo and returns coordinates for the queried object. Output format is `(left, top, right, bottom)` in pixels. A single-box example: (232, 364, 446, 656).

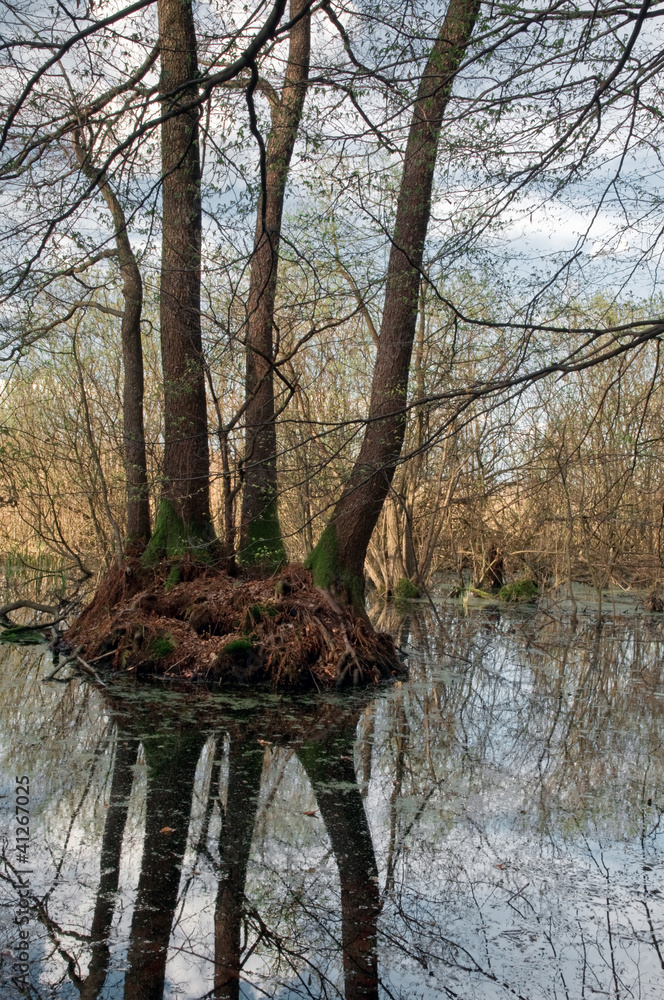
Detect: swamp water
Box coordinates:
(0, 603, 662, 999)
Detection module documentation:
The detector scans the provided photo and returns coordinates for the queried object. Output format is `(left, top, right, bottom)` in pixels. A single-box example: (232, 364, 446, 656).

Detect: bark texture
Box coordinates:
(73, 138, 151, 548)
(307, 0, 480, 602)
(240, 0, 311, 566)
(155, 0, 212, 549)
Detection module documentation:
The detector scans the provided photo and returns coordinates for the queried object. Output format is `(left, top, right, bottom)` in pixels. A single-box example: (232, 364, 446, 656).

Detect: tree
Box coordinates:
(6, 0, 664, 668)
(72, 131, 151, 550)
(143, 0, 214, 565)
(307, 0, 481, 604)
(240, 0, 311, 568)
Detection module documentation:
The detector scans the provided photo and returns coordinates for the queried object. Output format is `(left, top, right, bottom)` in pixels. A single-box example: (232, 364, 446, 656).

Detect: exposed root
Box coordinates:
(65, 561, 405, 690)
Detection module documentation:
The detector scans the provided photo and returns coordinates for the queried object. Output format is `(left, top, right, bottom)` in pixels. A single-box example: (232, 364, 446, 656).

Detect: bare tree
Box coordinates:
(307, 0, 481, 604)
(239, 0, 311, 568)
(72, 131, 151, 549)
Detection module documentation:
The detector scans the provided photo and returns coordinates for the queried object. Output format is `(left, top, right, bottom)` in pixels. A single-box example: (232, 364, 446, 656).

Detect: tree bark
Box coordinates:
(240, 0, 311, 567)
(72, 137, 151, 549)
(307, 0, 480, 603)
(148, 0, 213, 559)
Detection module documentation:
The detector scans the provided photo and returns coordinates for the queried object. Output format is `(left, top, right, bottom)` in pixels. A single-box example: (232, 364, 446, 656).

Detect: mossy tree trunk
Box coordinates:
(72, 134, 151, 551)
(240, 0, 311, 568)
(307, 0, 480, 605)
(148, 0, 214, 562)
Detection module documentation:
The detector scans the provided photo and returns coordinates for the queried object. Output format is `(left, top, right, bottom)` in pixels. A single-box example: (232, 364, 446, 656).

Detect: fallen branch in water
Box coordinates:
(0, 600, 57, 621)
(43, 646, 82, 682)
(75, 654, 107, 687)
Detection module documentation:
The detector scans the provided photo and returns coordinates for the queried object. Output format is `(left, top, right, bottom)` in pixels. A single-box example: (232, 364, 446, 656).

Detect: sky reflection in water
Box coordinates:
(0, 605, 662, 999)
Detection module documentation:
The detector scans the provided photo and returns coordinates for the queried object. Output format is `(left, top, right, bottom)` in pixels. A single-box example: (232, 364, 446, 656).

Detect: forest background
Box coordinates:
(2, 0, 664, 609)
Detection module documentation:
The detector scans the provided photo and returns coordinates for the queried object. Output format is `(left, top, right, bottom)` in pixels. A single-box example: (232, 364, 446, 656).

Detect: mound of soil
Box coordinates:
(66, 561, 404, 689)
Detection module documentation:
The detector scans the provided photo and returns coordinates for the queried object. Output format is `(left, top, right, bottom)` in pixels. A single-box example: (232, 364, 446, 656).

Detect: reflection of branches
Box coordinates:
(252, 746, 294, 839)
(0, 728, 138, 998)
(0, 853, 85, 991)
(45, 732, 110, 898)
(384, 692, 407, 895)
(6, 616, 662, 998)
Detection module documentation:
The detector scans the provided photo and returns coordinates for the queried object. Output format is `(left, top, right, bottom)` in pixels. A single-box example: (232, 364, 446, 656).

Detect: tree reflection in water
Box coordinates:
(123, 728, 206, 1000)
(298, 732, 380, 1000)
(213, 736, 264, 1000)
(64, 688, 382, 1000)
(0, 605, 662, 999)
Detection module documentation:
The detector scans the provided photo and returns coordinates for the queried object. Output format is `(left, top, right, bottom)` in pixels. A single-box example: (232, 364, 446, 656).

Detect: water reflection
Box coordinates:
(0, 606, 662, 999)
(107, 698, 380, 1000)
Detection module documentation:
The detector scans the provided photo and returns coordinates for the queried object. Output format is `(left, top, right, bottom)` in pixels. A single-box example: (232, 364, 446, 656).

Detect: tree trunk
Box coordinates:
(240, 0, 311, 568)
(307, 0, 480, 604)
(146, 0, 213, 562)
(72, 137, 151, 550)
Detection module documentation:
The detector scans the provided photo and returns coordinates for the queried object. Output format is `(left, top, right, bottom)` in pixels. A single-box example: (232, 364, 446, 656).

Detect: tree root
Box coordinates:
(64, 561, 406, 690)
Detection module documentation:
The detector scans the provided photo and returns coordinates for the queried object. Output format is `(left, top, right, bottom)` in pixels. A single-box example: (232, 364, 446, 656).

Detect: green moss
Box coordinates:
(240, 499, 286, 570)
(467, 587, 495, 600)
(305, 524, 364, 608)
(142, 499, 215, 568)
(243, 602, 276, 630)
(221, 637, 255, 656)
(165, 564, 181, 590)
(498, 579, 539, 603)
(147, 634, 175, 659)
(0, 626, 44, 645)
(394, 577, 421, 600)
(305, 524, 337, 589)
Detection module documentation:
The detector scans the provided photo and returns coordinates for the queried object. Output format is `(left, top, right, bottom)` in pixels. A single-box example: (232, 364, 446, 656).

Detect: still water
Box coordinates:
(0, 604, 662, 999)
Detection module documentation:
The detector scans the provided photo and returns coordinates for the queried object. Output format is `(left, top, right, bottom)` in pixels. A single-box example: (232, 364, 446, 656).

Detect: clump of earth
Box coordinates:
(66, 560, 403, 689)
